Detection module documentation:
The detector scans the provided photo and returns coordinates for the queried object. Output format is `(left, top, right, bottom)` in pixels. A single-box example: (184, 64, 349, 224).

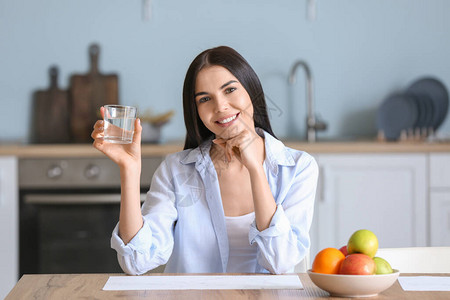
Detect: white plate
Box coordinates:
(307, 269, 400, 297)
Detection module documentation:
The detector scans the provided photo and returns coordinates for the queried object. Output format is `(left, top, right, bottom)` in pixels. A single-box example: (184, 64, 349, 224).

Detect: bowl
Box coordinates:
(307, 269, 400, 297)
(141, 122, 162, 143)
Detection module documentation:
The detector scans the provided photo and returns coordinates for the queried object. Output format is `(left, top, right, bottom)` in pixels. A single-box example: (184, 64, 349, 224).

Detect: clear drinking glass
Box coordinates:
(103, 105, 137, 144)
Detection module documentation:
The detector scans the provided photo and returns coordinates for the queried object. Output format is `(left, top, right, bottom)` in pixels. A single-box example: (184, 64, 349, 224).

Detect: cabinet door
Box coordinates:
(311, 154, 427, 259)
(430, 191, 450, 246)
(0, 157, 18, 299)
(429, 153, 450, 188)
(429, 153, 450, 246)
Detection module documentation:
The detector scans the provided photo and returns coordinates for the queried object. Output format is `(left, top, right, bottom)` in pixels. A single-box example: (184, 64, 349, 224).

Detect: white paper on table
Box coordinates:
(103, 275, 303, 291)
(398, 276, 450, 291)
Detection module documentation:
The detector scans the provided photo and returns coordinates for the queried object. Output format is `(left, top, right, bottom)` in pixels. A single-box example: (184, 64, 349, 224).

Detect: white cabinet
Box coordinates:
(429, 153, 450, 246)
(310, 154, 427, 259)
(430, 192, 450, 246)
(429, 153, 450, 187)
(0, 156, 18, 299)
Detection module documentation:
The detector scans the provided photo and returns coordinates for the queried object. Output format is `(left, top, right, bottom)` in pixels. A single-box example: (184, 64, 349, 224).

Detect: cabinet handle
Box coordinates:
(0, 169, 3, 206)
(24, 193, 147, 204)
(320, 166, 326, 203)
(448, 211, 450, 232)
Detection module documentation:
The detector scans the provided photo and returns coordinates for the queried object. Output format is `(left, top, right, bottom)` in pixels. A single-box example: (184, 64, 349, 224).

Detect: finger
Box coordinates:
(91, 123, 104, 137)
(100, 106, 105, 118)
(132, 118, 142, 144)
(224, 141, 233, 162)
(91, 132, 104, 141)
(226, 136, 246, 162)
(228, 131, 253, 152)
(91, 122, 105, 138)
(91, 131, 104, 140)
(213, 138, 226, 144)
(212, 138, 227, 148)
(93, 120, 104, 129)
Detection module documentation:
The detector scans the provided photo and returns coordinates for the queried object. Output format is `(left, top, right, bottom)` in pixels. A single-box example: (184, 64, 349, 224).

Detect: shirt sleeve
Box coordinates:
(111, 159, 178, 275)
(249, 153, 319, 274)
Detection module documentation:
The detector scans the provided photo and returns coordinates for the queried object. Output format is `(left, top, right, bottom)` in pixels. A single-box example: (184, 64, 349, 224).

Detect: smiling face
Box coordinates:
(194, 65, 255, 140)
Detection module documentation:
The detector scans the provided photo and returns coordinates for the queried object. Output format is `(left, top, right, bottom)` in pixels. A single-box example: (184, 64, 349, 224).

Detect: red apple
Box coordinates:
(339, 253, 376, 275)
(339, 245, 348, 256)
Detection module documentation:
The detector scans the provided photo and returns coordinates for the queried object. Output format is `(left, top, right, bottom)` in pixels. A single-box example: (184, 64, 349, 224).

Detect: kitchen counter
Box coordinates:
(0, 141, 450, 157)
(5, 273, 450, 299)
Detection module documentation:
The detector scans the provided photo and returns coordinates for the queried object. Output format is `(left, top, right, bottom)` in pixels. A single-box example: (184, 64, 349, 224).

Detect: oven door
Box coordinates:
(19, 191, 146, 276)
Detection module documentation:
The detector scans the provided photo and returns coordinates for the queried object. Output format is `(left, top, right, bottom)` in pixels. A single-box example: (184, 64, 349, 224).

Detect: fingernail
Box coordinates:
(99, 127, 103, 131)
(137, 118, 141, 125)
(99, 120, 104, 125)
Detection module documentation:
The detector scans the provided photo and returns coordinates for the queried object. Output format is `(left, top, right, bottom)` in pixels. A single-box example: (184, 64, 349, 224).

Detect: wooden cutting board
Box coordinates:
(69, 44, 119, 143)
(32, 66, 71, 143)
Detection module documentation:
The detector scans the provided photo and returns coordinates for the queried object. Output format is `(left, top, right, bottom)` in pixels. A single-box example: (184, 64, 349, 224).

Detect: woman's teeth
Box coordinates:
(218, 114, 237, 124)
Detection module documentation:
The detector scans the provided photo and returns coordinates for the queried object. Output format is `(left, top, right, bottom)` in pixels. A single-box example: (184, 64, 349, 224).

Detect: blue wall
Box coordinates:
(1, 0, 449, 142)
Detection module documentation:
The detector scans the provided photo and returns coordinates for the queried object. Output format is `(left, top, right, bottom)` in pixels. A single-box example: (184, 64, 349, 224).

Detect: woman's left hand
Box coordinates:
(213, 129, 264, 171)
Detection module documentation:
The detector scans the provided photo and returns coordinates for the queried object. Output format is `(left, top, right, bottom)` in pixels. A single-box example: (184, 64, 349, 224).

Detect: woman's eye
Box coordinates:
(225, 87, 236, 94)
(198, 96, 210, 103)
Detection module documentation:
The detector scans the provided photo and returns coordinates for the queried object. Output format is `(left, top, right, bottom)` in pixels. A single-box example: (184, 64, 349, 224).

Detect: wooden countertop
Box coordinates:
(0, 140, 449, 157)
(5, 273, 450, 300)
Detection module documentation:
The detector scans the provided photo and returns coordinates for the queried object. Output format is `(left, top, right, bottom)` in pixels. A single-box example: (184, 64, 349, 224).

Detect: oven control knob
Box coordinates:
(47, 165, 63, 179)
(85, 164, 100, 179)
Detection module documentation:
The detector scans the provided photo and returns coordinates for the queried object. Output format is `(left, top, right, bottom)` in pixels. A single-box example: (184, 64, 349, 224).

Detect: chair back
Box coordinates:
(376, 247, 450, 273)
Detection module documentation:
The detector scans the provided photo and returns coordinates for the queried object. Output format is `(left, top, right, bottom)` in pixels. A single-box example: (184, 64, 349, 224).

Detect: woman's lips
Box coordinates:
(215, 113, 240, 127)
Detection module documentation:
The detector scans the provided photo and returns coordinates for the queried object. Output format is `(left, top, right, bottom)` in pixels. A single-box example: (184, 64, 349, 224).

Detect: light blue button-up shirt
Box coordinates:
(111, 129, 318, 275)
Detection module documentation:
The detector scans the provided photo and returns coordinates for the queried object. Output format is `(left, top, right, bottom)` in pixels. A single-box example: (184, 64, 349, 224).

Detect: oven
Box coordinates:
(18, 157, 162, 277)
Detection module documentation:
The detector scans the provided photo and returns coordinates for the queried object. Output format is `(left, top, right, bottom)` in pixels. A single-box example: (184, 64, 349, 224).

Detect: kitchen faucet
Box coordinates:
(288, 60, 327, 142)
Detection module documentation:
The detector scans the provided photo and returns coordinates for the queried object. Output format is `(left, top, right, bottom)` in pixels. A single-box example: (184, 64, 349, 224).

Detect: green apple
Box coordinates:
(373, 257, 393, 274)
(347, 229, 379, 258)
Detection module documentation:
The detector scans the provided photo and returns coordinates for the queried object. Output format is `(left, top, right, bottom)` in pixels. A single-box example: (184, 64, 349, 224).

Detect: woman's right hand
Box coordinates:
(91, 107, 142, 171)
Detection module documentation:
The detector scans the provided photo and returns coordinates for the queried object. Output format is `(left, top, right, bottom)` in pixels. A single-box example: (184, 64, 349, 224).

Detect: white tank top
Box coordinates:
(225, 211, 258, 273)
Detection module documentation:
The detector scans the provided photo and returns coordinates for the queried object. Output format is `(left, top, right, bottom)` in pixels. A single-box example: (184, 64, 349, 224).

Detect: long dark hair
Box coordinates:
(182, 46, 276, 150)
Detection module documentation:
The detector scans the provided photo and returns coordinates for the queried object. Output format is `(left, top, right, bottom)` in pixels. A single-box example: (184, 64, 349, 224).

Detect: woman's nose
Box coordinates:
(214, 95, 229, 112)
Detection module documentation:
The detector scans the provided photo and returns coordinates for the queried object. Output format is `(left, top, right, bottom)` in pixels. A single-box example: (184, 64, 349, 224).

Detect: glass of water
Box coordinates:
(103, 105, 137, 144)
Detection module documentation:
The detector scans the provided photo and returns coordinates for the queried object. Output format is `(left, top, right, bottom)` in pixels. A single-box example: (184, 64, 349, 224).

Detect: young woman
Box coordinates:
(91, 46, 318, 275)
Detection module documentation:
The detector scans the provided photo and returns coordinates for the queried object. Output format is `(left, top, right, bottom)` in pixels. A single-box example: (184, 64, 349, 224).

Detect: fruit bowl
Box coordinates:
(307, 269, 400, 297)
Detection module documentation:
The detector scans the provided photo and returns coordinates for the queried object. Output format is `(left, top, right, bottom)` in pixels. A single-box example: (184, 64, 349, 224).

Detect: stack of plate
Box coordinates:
(376, 77, 449, 141)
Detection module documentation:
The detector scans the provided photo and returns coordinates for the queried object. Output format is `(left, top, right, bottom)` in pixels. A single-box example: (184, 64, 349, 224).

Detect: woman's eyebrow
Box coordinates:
(220, 80, 238, 89)
(194, 80, 238, 98)
(194, 91, 208, 98)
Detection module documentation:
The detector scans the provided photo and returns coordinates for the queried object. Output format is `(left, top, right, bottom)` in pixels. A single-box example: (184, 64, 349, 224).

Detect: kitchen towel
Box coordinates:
(103, 275, 303, 290)
(398, 276, 450, 291)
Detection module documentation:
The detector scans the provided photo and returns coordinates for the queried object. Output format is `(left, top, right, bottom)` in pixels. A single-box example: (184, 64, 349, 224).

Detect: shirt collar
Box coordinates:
(257, 128, 295, 175)
(180, 138, 213, 167)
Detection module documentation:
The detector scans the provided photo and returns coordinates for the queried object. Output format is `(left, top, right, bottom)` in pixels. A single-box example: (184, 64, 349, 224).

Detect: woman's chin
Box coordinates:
(215, 126, 240, 140)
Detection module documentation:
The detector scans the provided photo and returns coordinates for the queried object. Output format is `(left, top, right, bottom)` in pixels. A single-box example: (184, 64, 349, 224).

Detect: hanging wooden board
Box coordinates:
(69, 44, 119, 143)
(32, 66, 71, 143)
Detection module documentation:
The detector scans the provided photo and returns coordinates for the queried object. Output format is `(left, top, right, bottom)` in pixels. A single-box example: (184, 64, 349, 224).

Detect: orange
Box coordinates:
(312, 247, 345, 274)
